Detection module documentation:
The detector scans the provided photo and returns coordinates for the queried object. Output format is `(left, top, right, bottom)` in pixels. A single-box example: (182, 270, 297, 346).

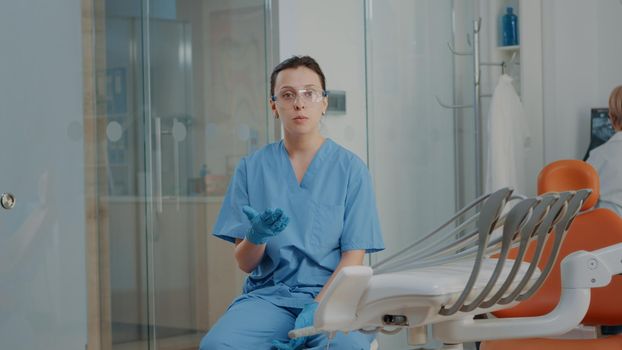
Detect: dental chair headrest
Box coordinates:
(537, 159, 599, 211)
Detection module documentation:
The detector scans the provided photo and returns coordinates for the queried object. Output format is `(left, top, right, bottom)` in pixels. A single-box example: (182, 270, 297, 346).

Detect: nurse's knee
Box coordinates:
(199, 329, 230, 350)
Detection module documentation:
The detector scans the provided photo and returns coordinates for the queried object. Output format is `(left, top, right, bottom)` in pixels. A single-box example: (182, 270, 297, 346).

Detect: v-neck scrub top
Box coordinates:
(213, 138, 384, 309)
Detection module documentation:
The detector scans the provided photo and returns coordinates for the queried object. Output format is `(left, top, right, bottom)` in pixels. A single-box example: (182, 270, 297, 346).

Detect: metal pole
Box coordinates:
(473, 18, 483, 196)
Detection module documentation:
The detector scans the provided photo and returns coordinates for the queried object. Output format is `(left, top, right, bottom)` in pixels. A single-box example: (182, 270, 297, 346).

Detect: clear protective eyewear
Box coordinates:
(271, 88, 327, 105)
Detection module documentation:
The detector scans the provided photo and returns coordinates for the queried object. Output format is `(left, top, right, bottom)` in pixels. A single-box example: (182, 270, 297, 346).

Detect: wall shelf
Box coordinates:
(498, 45, 520, 51)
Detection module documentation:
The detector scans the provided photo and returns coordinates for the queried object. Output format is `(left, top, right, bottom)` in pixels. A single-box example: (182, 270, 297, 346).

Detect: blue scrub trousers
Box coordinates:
(200, 295, 374, 350)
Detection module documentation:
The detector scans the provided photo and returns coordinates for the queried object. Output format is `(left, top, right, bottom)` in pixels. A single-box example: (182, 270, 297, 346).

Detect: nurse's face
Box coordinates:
(270, 67, 328, 137)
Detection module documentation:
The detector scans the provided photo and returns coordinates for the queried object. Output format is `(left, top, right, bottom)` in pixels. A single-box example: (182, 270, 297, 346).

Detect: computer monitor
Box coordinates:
(583, 108, 615, 160)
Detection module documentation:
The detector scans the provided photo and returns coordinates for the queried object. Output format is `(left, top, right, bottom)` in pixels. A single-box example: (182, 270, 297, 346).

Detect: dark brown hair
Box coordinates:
(270, 55, 326, 96)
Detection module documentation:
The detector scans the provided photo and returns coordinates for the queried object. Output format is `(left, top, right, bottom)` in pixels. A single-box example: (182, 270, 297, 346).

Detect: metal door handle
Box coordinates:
(1, 193, 16, 209)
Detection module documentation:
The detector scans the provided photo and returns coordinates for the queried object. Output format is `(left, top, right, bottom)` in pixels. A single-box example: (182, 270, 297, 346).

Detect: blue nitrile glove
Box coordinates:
(242, 205, 289, 245)
(272, 302, 318, 350)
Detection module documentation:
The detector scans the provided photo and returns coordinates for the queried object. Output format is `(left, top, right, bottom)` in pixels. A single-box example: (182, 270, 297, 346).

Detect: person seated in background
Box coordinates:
(587, 85, 622, 217)
(587, 85, 622, 337)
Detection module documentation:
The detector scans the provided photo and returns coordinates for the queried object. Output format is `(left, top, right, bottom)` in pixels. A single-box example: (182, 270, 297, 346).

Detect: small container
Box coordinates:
(200, 164, 209, 181)
(502, 7, 519, 46)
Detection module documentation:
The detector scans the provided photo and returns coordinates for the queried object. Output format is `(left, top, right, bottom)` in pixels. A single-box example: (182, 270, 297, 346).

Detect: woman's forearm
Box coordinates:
(234, 238, 266, 273)
(315, 250, 365, 302)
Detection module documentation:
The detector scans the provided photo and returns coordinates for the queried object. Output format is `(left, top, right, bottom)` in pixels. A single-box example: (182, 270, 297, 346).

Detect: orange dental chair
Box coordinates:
(481, 159, 622, 350)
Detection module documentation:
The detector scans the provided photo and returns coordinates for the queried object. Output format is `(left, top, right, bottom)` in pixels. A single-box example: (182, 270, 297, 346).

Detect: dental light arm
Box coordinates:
(374, 189, 527, 273)
(374, 188, 515, 275)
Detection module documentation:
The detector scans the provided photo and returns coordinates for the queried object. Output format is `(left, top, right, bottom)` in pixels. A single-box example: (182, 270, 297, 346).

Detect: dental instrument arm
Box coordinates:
(432, 242, 622, 343)
(439, 188, 515, 316)
(373, 191, 498, 271)
(374, 188, 515, 274)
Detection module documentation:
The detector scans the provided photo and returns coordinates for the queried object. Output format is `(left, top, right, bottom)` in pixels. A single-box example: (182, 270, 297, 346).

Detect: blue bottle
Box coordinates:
(199, 164, 208, 178)
(502, 7, 519, 46)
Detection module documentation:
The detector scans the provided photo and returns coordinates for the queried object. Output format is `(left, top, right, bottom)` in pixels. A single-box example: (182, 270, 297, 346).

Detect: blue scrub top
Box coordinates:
(213, 138, 384, 308)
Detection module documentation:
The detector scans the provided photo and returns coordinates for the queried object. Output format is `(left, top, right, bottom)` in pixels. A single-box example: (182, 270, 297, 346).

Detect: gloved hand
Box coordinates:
(272, 302, 318, 350)
(242, 205, 289, 245)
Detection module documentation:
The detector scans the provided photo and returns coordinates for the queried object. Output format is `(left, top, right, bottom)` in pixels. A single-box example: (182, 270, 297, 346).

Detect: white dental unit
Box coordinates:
(289, 188, 622, 349)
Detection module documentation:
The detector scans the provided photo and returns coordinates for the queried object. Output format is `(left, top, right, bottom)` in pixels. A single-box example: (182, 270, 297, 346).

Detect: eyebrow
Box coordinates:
(278, 84, 321, 90)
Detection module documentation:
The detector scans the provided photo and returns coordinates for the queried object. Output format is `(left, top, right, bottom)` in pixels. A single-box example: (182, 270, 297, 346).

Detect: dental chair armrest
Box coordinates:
(288, 265, 372, 340)
(314, 265, 373, 332)
(433, 242, 622, 343)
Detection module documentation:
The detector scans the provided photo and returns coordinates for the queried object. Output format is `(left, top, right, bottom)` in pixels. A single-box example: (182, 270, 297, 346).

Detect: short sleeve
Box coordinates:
(212, 158, 252, 243)
(340, 163, 385, 253)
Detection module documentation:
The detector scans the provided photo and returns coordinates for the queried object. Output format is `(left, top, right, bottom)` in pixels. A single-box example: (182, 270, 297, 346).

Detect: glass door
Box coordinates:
(0, 1, 88, 349)
(97, 0, 275, 349)
(145, 1, 274, 347)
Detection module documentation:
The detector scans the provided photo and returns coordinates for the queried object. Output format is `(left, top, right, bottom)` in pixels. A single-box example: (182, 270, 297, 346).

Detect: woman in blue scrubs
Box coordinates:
(200, 56, 384, 350)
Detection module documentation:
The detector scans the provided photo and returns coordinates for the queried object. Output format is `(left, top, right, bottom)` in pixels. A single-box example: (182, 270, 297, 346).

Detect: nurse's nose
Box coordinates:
(293, 95, 305, 110)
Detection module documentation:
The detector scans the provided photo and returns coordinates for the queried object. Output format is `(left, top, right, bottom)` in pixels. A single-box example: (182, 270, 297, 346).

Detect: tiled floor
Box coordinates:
(109, 333, 478, 350)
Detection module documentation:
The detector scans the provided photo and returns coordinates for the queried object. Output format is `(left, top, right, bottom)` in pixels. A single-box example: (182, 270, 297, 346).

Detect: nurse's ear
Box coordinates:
(269, 98, 278, 118)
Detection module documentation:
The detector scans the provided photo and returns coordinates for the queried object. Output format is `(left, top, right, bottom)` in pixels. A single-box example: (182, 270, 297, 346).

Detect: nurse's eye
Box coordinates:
(280, 91, 296, 101)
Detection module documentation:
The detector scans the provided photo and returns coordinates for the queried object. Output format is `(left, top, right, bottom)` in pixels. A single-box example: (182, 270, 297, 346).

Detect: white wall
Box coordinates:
(279, 0, 459, 245)
(478, 0, 622, 194)
(518, 0, 544, 195)
(542, 0, 622, 163)
(278, 0, 368, 161)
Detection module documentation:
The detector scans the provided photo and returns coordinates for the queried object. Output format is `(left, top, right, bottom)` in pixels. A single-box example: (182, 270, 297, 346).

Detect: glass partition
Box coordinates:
(365, 0, 477, 347)
(367, 0, 477, 262)
(96, 1, 274, 348)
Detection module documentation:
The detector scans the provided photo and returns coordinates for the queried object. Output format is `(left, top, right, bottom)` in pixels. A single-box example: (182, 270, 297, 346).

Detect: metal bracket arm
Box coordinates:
(433, 242, 622, 343)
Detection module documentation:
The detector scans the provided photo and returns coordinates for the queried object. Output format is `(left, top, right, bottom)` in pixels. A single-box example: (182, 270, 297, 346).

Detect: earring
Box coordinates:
(274, 113, 279, 119)
(322, 111, 326, 116)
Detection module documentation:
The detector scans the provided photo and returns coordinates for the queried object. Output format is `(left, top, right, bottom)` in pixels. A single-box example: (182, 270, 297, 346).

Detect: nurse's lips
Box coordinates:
(293, 115, 308, 120)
